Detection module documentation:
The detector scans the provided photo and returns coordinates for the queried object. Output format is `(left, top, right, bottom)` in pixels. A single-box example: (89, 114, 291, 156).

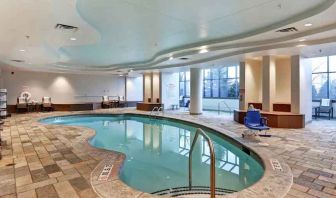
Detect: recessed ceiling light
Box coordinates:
(299, 38, 306, 42)
(70, 37, 77, 41)
(199, 46, 209, 54)
(28, 62, 32, 65)
(169, 56, 173, 60)
(297, 44, 307, 47)
(304, 23, 313, 27)
(119, 74, 123, 77)
(19, 49, 25, 52)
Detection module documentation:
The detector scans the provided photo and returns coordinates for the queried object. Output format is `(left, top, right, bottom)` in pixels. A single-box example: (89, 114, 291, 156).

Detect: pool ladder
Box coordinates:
(150, 106, 164, 118)
(189, 128, 216, 198)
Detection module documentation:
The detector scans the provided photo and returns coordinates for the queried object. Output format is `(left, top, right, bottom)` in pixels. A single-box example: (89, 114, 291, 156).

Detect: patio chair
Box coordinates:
(42, 97, 53, 111)
(318, 99, 333, 120)
(184, 100, 190, 111)
(243, 110, 270, 138)
(118, 96, 126, 108)
(16, 97, 28, 113)
(102, 96, 110, 108)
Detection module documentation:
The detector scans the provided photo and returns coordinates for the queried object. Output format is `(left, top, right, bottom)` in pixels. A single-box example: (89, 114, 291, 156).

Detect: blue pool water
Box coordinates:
(41, 114, 263, 193)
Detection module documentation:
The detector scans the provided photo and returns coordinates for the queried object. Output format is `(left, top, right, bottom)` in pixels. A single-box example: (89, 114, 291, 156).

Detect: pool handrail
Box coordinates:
(189, 128, 216, 198)
(150, 107, 159, 117)
(150, 106, 164, 118)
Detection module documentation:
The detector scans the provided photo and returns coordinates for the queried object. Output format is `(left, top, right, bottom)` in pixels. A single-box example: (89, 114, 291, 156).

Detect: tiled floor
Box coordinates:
(0, 109, 335, 198)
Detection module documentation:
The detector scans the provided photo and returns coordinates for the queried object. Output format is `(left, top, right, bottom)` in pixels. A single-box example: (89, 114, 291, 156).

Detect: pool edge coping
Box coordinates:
(37, 110, 293, 198)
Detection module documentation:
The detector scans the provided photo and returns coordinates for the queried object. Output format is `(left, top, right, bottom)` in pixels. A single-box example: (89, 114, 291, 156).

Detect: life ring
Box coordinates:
(20, 91, 32, 101)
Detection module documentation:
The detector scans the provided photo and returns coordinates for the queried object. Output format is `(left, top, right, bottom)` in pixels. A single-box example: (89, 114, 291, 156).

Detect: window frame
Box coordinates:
(179, 66, 240, 99)
(312, 56, 336, 100)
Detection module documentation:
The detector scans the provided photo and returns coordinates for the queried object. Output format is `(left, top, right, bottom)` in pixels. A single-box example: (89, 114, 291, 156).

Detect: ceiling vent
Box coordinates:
(276, 27, 298, 33)
(179, 57, 189, 60)
(11, 59, 24, 63)
(55, 24, 78, 31)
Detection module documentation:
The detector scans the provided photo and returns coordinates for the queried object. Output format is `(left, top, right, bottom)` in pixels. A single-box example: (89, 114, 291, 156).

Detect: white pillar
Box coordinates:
(262, 56, 276, 111)
(190, 68, 203, 115)
(239, 62, 246, 110)
(291, 55, 312, 123)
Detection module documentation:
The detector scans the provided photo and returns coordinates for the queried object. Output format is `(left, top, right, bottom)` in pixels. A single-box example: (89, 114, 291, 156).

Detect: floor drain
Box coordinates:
(6, 163, 15, 166)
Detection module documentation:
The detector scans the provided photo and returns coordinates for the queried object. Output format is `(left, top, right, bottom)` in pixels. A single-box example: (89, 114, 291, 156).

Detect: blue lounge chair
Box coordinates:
(243, 110, 271, 137)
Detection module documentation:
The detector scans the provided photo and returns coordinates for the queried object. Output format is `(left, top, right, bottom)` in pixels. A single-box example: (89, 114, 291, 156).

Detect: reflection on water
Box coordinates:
(41, 115, 263, 193)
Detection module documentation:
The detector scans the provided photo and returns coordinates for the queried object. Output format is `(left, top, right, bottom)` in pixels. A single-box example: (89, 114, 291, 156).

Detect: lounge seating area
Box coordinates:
(101, 96, 127, 109)
(313, 99, 334, 120)
(16, 95, 53, 113)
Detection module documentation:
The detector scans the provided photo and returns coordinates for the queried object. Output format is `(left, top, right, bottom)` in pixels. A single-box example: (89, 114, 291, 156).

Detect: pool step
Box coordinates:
(151, 186, 236, 197)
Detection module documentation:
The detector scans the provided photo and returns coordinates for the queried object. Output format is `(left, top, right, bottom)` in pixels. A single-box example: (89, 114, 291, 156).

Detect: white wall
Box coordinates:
(275, 58, 291, 103)
(126, 76, 143, 101)
(161, 72, 179, 110)
(245, 59, 262, 109)
(2, 70, 126, 105)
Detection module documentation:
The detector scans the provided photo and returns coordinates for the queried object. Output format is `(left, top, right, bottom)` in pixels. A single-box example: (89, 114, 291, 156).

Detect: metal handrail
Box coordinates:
(218, 100, 232, 115)
(189, 128, 216, 198)
(158, 107, 164, 114)
(150, 107, 159, 117)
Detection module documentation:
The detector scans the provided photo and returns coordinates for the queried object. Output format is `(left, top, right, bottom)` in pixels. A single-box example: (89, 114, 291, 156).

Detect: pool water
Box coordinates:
(41, 114, 263, 193)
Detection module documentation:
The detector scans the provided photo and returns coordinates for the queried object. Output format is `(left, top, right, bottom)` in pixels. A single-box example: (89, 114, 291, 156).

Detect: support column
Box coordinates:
(291, 55, 312, 123)
(239, 62, 246, 110)
(143, 72, 161, 103)
(190, 68, 203, 115)
(262, 56, 276, 111)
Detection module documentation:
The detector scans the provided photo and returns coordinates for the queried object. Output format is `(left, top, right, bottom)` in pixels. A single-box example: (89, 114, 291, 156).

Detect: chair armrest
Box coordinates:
(244, 117, 248, 124)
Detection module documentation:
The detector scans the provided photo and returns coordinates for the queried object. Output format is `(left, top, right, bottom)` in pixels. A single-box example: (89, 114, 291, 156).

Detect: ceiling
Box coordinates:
(1, 0, 336, 74)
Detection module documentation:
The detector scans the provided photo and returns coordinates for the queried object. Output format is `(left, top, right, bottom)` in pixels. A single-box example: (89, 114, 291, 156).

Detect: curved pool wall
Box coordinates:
(40, 114, 264, 194)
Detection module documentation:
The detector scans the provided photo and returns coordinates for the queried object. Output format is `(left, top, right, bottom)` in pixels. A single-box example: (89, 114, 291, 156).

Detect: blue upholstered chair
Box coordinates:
(243, 110, 270, 137)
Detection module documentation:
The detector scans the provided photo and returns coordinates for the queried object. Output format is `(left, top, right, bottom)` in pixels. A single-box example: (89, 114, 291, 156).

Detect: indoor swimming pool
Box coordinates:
(40, 114, 264, 194)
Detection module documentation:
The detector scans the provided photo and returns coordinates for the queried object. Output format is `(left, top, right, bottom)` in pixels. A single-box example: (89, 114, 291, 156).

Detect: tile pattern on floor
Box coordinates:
(0, 109, 335, 198)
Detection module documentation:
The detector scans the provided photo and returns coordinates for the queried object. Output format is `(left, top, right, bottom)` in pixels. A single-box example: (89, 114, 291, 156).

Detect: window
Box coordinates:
(179, 65, 240, 99)
(312, 56, 336, 100)
(179, 71, 190, 97)
(203, 66, 239, 98)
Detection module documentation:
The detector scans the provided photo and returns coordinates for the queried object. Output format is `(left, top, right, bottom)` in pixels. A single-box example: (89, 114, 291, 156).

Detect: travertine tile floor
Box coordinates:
(0, 109, 335, 198)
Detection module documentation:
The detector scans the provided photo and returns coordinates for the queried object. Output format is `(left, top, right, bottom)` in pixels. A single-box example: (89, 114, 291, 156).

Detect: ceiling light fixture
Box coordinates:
(199, 46, 209, 54)
(70, 37, 77, 41)
(19, 49, 25, 52)
(119, 74, 123, 77)
(299, 38, 306, 42)
(304, 23, 313, 27)
(297, 44, 307, 47)
(169, 56, 173, 60)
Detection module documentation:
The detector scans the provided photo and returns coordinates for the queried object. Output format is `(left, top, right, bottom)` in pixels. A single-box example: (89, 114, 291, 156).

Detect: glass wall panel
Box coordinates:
(311, 55, 336, 100)
(179, 65, 239, 99)
(312, 57, 328, 73)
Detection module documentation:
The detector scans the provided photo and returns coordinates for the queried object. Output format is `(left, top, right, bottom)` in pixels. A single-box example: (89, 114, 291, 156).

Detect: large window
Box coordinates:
(179, 71, 190, 97)
(203, 66, 239, 98)
(312, 56, 336, 99)
(179, 66, 240, 99)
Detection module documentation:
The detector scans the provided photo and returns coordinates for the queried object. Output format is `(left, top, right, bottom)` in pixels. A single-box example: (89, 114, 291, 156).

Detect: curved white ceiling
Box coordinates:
(0, 0, 336, 73)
